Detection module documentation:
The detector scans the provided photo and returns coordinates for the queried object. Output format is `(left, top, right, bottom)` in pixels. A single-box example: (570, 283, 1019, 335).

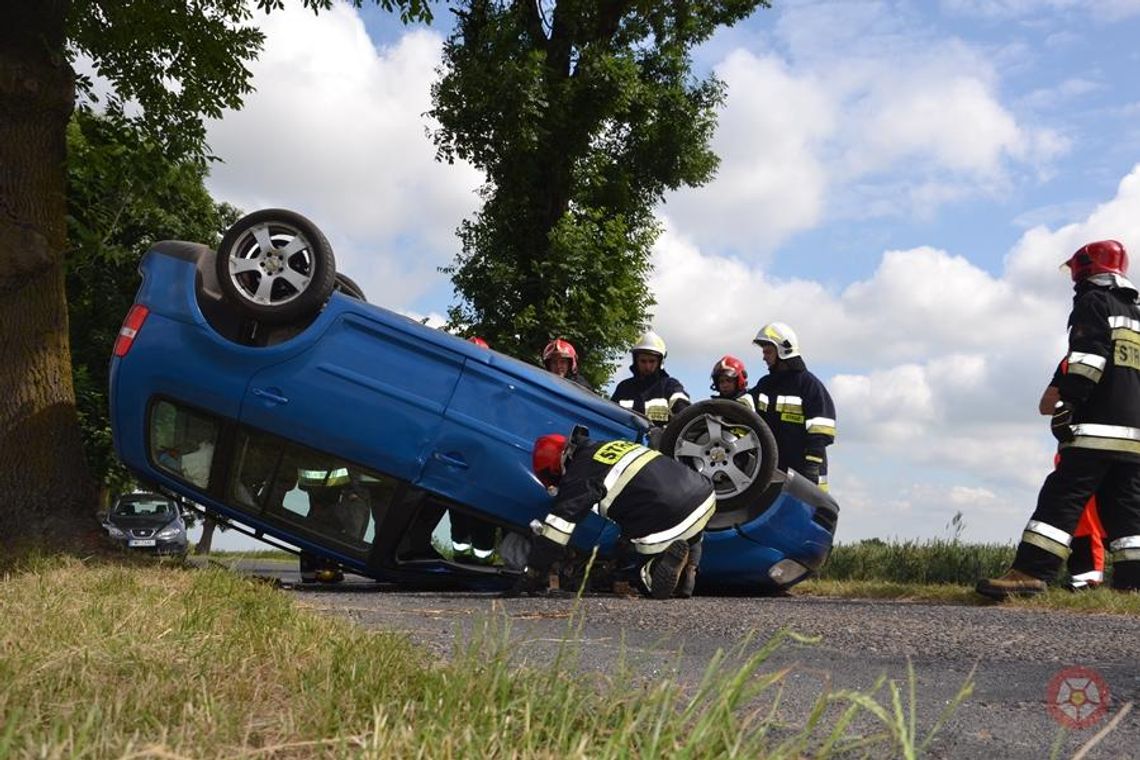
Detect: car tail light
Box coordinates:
(113, 305, 150, 357)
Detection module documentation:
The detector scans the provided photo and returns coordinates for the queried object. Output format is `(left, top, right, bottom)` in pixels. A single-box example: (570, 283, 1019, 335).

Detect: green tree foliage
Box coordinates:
(67, 0, 435, 168)
(0, 0, 429, 544)
(431, 0, 768, 387)
(65, 105, 241, 502)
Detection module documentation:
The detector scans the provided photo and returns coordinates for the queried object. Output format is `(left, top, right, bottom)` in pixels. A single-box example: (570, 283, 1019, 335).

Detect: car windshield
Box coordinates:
(115, 498, 172, 517)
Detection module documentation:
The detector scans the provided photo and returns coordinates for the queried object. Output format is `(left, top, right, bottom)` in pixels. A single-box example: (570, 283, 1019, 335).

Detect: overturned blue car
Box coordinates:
(109, 209, 838, 594)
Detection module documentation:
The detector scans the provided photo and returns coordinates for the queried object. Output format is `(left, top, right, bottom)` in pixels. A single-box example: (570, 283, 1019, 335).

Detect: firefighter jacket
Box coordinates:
(1056, 276, 1140, 461)
(713, 389, 756, 413)
(533, 439, 715, 555)
(749, 357, 837, 482)
(610, 368, 690, 425)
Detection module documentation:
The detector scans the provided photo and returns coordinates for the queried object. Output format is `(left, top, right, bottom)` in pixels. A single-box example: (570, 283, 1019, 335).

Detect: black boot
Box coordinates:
(642, 540, 689, 600)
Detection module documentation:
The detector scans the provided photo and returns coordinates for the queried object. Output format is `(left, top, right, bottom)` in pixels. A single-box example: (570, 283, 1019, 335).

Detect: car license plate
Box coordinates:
(129, 539, 157, 547)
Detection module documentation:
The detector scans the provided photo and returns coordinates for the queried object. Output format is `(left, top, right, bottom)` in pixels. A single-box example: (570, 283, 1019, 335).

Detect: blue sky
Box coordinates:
(198, 0, 1140, 548)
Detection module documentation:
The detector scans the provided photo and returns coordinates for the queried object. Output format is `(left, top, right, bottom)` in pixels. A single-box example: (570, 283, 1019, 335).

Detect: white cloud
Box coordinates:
(1017, 77, 1103, 111)
(204, 3, 481, 308)
(665, 1, 1066, 256)
(660, 51, 831, 254)
(651, 162, 1140, 541)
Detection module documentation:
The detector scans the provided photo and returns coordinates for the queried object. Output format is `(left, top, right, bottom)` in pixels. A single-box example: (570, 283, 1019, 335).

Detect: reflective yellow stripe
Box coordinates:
(1111, 327, 1140, 343)
(1111, 547, 1140, 562)
(599, 450, 660, 513)
(629, 492, 716, 554)
(1066, 363, 1102, 381)
(805, 416, 836, 436)
(1064, 437, 1140, 455)
(539, 514, 575, 546)
(1022, 531, 1071, 559)
(775, 395, 803, 412)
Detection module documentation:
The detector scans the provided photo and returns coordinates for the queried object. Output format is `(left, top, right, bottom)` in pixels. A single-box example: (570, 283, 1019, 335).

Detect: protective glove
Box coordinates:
(1051, 401, 1075, 443)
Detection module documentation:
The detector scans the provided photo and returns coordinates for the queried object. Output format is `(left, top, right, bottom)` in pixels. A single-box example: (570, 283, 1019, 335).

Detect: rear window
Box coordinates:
(114, 497, 173, 517)
(149, 400, 221, 489)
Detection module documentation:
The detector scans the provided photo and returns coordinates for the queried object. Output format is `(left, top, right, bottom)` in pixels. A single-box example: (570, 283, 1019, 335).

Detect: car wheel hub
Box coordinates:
(707, 445, 728, 465)
(262, 252, 285, 275)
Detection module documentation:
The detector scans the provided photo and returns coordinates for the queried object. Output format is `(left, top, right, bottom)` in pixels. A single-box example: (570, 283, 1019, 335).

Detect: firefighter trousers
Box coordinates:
(1014, 451, 1140, 589)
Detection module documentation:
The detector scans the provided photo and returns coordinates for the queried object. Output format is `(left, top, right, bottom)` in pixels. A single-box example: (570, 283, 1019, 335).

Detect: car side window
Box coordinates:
(149, 400, 220, 489)
(230, 428, 398, 559)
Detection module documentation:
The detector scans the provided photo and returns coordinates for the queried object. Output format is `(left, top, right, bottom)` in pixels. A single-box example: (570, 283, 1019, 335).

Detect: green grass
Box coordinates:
(797, 538, 1140, 614)
(202, 547, 296, 561)
(0, 557, 972, 758)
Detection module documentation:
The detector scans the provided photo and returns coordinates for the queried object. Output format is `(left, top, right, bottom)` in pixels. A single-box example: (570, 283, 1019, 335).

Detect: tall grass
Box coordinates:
(818, 539, 1015, 585)
(0, 558, 972, 758)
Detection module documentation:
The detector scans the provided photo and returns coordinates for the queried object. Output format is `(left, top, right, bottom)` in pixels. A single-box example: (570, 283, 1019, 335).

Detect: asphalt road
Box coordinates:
(223, 559, 1140, 758)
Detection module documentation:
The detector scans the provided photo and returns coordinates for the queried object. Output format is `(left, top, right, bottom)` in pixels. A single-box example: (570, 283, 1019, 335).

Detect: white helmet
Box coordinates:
(752, 321, 799, 360)
(631, 330, 668, 359)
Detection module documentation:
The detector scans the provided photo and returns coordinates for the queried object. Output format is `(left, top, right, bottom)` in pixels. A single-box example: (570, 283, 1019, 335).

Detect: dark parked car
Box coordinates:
(103, 492, 189, 556)
(109, 209, 838, 593)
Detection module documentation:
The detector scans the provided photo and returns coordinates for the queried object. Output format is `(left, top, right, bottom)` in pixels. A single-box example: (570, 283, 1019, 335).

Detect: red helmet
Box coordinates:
(542, 338, 578, 374)
(1062, 240, 1129, 282)
(710, 354, 748, 393)
(532, 434, 568, 487)
(468, 336, 490, 349)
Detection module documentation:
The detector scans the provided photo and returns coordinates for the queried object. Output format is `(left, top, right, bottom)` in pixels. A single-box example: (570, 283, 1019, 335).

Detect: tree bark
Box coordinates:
(0, 1, 98, 549)
(194, 516, 217, 555)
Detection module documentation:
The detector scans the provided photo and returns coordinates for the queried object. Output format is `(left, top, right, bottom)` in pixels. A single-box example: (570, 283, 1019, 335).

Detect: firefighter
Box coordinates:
(504, 428, 715, 599)
(710, 355, 756, 413)
(542, 337, 593, 391)
(978, 240, 1140, 598)
(749, 322, 836, 490)
(610, 331, 690, 426)
(1040, 363, 1106, 590)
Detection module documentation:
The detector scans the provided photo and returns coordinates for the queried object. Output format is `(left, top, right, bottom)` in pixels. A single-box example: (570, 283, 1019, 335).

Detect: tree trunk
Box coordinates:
(195, 516, 217, 555)
(0, 1, 98, 550)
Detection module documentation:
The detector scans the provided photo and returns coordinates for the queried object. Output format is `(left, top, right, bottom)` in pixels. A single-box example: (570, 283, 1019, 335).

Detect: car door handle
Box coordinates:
(252, 387, 289, 405)
(432, 452, 469, 469)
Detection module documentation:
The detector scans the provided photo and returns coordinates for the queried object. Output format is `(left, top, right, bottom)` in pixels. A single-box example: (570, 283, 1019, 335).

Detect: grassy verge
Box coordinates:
(0, 558, 970, 758)
(799, 538, 1140, 614)
(796, 578, 1140, 613)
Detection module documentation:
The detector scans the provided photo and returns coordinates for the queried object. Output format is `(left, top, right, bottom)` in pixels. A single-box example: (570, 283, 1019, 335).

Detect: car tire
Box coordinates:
(215, 208, 337, 326)
(660, 399, 777, 514)
(333, 272, 367, 301)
